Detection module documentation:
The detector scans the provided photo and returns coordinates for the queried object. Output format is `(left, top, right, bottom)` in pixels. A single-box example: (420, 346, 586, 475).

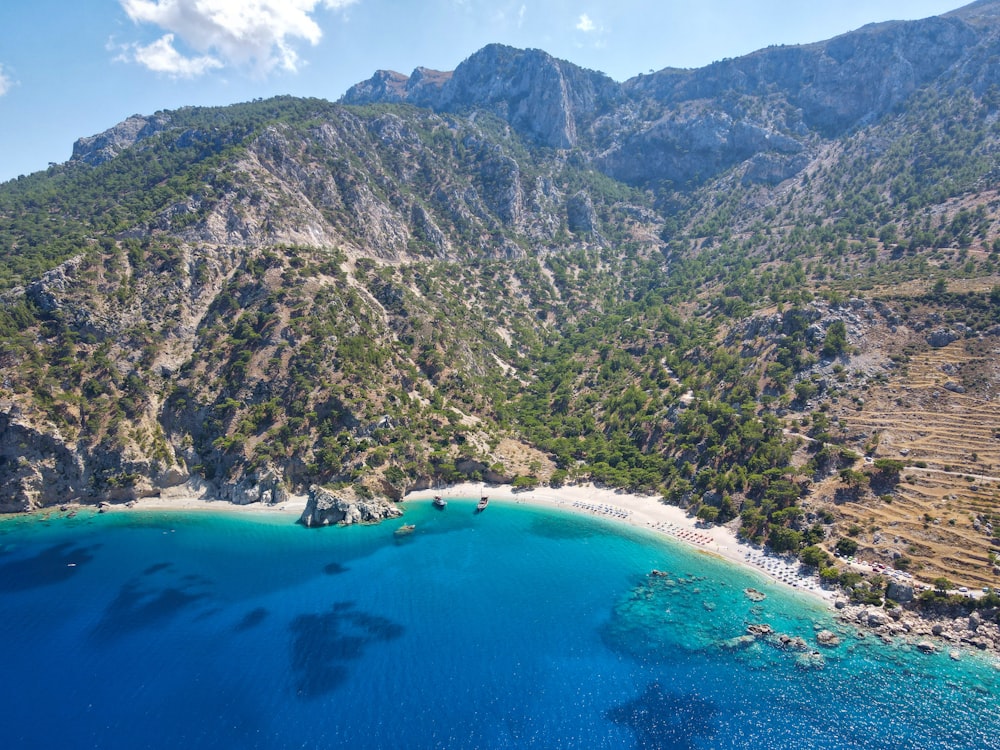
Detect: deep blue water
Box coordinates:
(0, 499, 998, 749)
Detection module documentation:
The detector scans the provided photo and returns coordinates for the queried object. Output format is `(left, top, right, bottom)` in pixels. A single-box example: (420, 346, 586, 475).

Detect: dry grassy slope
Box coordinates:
(825, 336, 1000, 588)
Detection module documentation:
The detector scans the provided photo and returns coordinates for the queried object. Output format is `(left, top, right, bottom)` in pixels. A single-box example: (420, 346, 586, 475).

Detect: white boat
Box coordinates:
(433, 495, 446, 509)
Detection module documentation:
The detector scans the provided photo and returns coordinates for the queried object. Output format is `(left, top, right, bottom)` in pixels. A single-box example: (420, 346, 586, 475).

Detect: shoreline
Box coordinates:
(33, 481, 833, 605)
(402, 481, 836, 606)
(18, 482, 1000, 657)
(33, 487, 310, 519)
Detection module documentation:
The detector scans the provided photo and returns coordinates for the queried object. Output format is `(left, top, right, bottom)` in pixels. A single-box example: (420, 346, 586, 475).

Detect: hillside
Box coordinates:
(2, 1, 1000, 593)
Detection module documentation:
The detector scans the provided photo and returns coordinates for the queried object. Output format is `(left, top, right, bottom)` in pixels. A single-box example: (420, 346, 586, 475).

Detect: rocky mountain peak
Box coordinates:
(947, 0, 1000, 24)
(71, 112, 173, 166)
(341, 69, 410, 104)
(342, 43, 622, 149)
(339, 4, 994, 188)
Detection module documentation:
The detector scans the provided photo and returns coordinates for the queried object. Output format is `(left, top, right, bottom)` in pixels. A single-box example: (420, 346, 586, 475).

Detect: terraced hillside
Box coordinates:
(832, 336, 1000, 588)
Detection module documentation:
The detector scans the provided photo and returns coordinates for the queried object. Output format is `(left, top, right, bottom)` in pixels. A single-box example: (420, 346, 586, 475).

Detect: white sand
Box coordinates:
(92, 485, 309, 516)
(88, 480, 832, 605)
(405, 482, 835, 605)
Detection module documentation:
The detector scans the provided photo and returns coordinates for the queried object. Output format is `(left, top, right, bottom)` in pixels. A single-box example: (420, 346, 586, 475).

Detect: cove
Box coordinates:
(0, 500, 997, 749)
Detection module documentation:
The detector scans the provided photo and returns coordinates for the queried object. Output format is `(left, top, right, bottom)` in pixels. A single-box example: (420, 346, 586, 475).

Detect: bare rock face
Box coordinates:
(71, 113, 173, 166)
(478, 151, 525, 227)
(566, 191, 597, 235)
(299, 484, 403, 527)
(25, 255, 85, 314)
(0, 410, 87, 511)
(344, 44, 623, 150)
(219, 467, 288, 506)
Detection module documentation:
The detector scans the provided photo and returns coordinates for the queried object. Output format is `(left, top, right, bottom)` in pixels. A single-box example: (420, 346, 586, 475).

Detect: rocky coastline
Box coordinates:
(11, 478, 999, 659)
(834, 599, 1000, 657)
(297, 484, 403, 527)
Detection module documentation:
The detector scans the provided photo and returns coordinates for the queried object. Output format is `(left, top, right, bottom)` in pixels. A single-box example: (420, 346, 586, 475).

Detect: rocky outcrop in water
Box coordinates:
(298, 485, 403, 527)
(816, 630, 842, 647)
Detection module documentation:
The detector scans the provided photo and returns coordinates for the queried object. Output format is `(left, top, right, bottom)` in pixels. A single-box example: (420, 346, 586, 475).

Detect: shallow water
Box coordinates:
(0, 500, 997, 749)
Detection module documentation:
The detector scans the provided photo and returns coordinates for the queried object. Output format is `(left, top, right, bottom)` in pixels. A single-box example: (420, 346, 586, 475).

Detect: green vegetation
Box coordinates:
(2, 46, 1000, 590)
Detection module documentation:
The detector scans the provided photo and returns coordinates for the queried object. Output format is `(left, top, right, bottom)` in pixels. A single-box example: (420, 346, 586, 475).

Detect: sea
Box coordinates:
(1, 498, 997, 750)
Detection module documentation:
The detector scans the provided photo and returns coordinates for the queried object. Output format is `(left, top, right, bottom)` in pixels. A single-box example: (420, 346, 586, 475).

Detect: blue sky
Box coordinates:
(0, 0, 965, 183)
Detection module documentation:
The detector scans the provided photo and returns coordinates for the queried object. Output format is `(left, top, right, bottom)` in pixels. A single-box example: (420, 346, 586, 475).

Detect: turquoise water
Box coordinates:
(0, 499, 997, 749)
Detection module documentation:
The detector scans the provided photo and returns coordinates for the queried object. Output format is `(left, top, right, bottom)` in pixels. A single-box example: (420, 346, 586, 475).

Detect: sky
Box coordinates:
(0, 0, 968, 183)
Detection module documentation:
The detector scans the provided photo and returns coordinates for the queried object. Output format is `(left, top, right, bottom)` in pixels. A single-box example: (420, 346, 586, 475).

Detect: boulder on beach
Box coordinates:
(866, 610, 889, 627)
(886, 580, 914, 603)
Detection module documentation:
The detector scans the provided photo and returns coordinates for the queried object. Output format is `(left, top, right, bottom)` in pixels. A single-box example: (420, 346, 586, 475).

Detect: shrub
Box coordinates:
(696, 505, 719, 523)
(800, 545, 831, 568)
(835, 537, 859, 556)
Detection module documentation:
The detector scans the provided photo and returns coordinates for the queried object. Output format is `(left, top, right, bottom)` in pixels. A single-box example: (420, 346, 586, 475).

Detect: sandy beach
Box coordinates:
(78, 480, 832, 605)
(92, 485, 310, 516)
(403, 482, 835, 605)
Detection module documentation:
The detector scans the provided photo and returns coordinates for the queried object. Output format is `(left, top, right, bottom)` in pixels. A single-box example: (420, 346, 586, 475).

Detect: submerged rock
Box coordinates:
(795, 651, 826, 670)
(816, 630, 842, 647)
(720, 634, 757, 650)
(744, 587, 767, 602)
(776, 634, 809, 651)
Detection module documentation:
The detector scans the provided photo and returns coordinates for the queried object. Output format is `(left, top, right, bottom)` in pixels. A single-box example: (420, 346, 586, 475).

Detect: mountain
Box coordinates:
(2, 2, 1000, 591)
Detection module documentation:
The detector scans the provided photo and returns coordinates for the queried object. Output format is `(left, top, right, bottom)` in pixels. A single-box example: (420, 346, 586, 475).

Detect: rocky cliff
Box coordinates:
(343, 44, 623, 149)
(299, 484, 403, 527)
(344, 7, 998, 191)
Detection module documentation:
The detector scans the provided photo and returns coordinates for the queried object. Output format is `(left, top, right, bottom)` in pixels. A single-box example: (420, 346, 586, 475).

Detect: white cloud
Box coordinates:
(576, 13, 596, 33)
(127, 34, 224, 78)
(0, 65, 10, 97)
(118, 0, 357, 77)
